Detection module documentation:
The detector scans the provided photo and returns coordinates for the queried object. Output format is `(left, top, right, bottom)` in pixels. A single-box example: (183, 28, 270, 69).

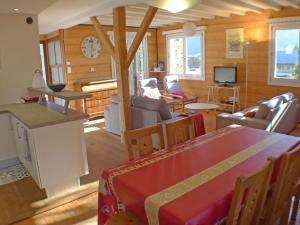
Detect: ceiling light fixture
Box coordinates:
(13, 8, 19, 12)
(183, 22, 197, 36)
(147, 0, 201, 13)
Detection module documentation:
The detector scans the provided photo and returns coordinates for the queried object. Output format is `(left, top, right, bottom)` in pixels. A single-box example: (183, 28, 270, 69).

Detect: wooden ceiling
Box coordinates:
(94, 0, 300, 27)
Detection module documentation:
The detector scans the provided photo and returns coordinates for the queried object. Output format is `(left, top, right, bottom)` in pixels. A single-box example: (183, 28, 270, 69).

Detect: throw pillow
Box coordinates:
(172, 91, 186, 99)
(255, 96, 283, 119)
(255, 102, 270, 119)
(142, 87, 161, 99)
(244, 111, 257, 118)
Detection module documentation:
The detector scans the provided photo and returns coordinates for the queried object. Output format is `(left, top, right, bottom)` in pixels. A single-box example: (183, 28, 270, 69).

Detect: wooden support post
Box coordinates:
(90, 6, 157, 149)
(90, 16, 116, 60)
(127, 6, 158, 68)
(113, 7, 132, 137)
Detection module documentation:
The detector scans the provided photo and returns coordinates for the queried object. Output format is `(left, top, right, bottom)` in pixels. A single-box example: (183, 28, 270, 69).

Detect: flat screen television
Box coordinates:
(213, 66, 237, 85)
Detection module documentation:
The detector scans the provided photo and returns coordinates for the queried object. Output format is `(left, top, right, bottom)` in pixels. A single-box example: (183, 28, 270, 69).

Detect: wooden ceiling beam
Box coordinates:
(128, 6, 214, 19)
(239, 0, 281, 11)
(96, 17, 165, 27)
(122, 13, 185, 24)
(183, 7, 230, 18)
(127, 6, 158, 68)
(193, 3, 245, 16)
(222, 0, 264, 13)
(90, 16, 116, 60)
(273, 0, 300, 8)
(125, 8, 205, 21)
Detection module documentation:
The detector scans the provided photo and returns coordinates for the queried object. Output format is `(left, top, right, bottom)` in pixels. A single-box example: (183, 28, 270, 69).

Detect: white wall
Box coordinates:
(0, 14, 41, 105)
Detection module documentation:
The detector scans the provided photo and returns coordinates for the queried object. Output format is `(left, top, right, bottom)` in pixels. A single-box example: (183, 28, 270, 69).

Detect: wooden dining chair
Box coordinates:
(165, 116, 195, 147)
(125, 124, 164, 160)
(107, 212, 145, 225)
(291, 180, 300, 225)
(226, 158, 275, 225)
(264, 146, 300, 225)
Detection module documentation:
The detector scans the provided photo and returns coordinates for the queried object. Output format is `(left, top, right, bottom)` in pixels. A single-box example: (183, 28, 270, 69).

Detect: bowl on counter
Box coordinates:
(48, 83, 66, 92)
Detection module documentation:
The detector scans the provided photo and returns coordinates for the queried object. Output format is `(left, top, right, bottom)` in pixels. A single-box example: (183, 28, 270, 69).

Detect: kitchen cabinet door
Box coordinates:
(11, 116, 25, 164)
(11, 116, 41, 187)
(0, 113, 17, 163)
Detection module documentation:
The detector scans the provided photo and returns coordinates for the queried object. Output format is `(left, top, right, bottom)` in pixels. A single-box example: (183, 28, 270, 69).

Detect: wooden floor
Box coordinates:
(12, 117, 300, 225)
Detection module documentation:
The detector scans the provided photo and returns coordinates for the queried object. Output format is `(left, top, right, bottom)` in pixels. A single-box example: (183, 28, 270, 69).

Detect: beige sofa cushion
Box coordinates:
(255, 96, 284, 119)
(281, 92, 295, 103)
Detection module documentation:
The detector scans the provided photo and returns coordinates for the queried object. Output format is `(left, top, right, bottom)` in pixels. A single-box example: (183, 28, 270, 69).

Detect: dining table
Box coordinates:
(98, 125, 300, 225)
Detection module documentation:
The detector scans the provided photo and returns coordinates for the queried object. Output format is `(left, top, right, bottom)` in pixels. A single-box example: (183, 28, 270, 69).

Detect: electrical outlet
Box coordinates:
(90, 67, 95, 72)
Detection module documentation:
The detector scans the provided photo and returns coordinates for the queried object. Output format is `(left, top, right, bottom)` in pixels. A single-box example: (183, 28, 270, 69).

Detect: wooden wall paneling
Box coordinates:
(90, 17, 116, 60)
(62, 25, 157, 87)
(157, 7, 300, 111)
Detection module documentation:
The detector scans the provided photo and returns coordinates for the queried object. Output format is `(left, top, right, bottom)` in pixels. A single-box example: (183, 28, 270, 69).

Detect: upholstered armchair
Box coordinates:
(138, 78, 179, 111)
(164, 75, 198, 111)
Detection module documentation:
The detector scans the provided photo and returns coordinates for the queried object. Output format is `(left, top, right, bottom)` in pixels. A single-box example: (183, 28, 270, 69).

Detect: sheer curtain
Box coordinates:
(110, 32, 149, 95)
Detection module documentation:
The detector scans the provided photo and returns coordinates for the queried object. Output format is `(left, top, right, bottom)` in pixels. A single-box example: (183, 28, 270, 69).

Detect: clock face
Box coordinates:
(81, 36, 101, 59)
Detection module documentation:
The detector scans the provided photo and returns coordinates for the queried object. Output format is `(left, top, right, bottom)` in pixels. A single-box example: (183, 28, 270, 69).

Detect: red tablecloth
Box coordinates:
(98, 125, 300, 225)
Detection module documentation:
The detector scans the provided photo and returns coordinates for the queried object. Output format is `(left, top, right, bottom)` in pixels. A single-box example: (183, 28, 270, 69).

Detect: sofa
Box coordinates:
(216, 92, 299, 134)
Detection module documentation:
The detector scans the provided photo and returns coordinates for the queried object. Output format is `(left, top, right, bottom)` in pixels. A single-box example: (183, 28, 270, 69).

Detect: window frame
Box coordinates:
(165, 28, 205, 80)
(268, 21, 300, 87)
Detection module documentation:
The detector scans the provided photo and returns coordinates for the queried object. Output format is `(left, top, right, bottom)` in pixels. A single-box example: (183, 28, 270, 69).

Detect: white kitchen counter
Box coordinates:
(0, 102, 88, 129)
(0, 102, 89, 197)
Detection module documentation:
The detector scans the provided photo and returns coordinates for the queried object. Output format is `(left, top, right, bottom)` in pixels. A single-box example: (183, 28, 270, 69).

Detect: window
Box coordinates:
(110, 32, 148, 95)
(166, 29, 205, 80)
(47, 39, 65, 105)
(269, 22, 300, 87)
(39, 43, 47, 84)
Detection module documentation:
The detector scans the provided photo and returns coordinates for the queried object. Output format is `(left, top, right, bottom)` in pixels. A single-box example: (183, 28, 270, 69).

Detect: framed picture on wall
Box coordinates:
(226, 28, 244, 59)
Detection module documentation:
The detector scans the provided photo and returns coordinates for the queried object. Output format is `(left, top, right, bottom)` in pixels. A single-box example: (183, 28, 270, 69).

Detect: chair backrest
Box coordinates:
(264, 146, 300, 225)
(138, 78, 161, 99)
(165, 116, 195, 147)
(125, 124, 164, 160)
(164, 75, 183, 94)
(226, 158, 275, 225)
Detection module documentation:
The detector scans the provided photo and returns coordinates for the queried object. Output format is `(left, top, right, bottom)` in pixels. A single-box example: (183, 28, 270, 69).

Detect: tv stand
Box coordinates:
(207, 85, 240, 113)
(219, 83, 235, 87)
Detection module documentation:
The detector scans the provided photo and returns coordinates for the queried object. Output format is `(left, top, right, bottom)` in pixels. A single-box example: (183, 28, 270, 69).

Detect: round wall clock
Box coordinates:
(81, 36, 101, 59)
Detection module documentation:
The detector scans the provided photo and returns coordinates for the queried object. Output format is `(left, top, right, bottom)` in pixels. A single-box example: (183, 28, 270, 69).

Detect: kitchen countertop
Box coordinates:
(0, 102, 88, 129)
(28, 87, 92, 100)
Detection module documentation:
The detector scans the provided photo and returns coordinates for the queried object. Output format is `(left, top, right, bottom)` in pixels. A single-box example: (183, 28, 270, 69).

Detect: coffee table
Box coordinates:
(185, 102, 219, 111)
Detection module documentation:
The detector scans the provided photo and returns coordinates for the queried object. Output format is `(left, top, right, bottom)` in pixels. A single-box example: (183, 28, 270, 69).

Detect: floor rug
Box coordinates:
(0, 163, 30, 186)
